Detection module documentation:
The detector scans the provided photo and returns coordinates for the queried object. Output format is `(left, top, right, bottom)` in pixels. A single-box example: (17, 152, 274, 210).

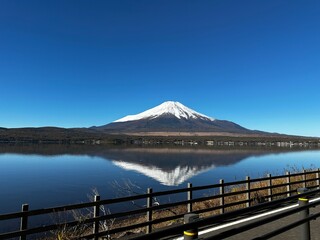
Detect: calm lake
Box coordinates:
(1, 144, 320, 217)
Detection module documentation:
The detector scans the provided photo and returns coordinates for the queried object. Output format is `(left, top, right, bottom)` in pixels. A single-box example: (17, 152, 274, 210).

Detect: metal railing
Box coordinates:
(0, 169, 320, 239)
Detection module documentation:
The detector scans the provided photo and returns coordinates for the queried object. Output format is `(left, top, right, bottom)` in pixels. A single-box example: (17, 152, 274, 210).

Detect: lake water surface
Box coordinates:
(1, 145, 320, 216)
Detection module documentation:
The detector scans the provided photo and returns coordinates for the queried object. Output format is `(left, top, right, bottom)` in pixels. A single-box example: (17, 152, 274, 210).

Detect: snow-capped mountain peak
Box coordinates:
(114, 101, 214, 123)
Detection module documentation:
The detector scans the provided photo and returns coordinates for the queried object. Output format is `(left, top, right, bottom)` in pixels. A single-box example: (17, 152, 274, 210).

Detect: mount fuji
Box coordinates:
(95, 101, 265, 135)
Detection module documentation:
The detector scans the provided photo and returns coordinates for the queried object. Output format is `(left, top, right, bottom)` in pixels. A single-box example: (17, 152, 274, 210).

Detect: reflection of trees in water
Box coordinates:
(0, 144, 310, 186)
(0, 144, 306, 170)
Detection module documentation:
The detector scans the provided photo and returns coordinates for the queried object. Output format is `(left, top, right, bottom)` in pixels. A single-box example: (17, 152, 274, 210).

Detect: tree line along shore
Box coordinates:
(0, 127, 319, 147)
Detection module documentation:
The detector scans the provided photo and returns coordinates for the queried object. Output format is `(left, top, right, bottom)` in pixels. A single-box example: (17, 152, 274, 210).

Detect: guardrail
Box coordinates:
(0, 169, 320, 239)
(130, 188, 320, 240)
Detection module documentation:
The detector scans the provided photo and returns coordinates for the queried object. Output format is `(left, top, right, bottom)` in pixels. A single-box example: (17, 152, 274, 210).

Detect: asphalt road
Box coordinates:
(200, 203, 320, 240)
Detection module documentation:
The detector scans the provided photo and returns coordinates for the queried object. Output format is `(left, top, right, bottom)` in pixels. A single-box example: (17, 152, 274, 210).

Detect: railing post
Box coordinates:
(93, 195, 100, 240)
(267, 174, 272, 202)
(303, 169, 307, 188)
(187, 183, 193, 213)
(246, 176, 251, 207)
(20, 204, 29, 240)
(286, 171, 291, 197)
(146, 188, 153, 234)
(219, 179, 225, 214)
(297, 188, 311, 240)
(317, 168, 320, 189)
(184, 213, 199, 240)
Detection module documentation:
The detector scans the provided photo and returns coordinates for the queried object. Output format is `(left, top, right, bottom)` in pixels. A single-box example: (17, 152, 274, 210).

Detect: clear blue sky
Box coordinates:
(1, 0, 320, 137)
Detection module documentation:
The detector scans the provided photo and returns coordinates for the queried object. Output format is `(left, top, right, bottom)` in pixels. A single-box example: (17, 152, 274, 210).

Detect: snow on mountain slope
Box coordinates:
(96, 100, 255, 134)
(114, 101, 214, 123)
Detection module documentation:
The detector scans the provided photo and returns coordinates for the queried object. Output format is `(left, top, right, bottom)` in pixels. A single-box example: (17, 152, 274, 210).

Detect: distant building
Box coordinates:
(206, 141, 214, 146)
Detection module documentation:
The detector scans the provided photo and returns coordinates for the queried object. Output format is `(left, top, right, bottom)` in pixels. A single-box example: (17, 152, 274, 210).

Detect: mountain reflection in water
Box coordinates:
(105, 148, 268, 186)
(0, 144, 308, 186)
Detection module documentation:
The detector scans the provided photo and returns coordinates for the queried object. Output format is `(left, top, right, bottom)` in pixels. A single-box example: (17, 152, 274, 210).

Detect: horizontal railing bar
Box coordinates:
(222, 179, 248, 187)
(124, 191, 250, 214)
(248, 173, 302, 183)
(150, 187, 199, 197)
(289, 170, 318, 177)
(183, 174, 317, 192)
(149, 188, 199, 197)
(189, 194, 220, 204)
(193, 205, 222, 215)
(184, 183, 221, 192)
(98, 193, 149, 205)
(222, 189, 249, 198)
(97, 207, 147, 220)
(247, 170, 319, 183)
(185, 177, 287, 193)
(250, 178, 318, 190)
(270, 185, 318, 199)
(152, 192, 241, 211)
(225, 179, 319, 193)
(288, 179, 316, 184)
(249, 175, 288, 182)
(264, 189, 297, 199)
(189, 173, 317, 190)
(305, 178, 320, 183)
(270, 182, 300, 189)
(223, 199, 251, 209)
(0, 202, 95, 220)
(194, 199, 249, 215)
(0, 212, 24, 221)
(249, 185, 271, 192)
(151, 200, 189, 211)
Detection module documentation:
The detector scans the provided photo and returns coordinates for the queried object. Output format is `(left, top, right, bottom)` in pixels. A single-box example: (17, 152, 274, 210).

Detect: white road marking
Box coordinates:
(174, 196, 320, 240)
